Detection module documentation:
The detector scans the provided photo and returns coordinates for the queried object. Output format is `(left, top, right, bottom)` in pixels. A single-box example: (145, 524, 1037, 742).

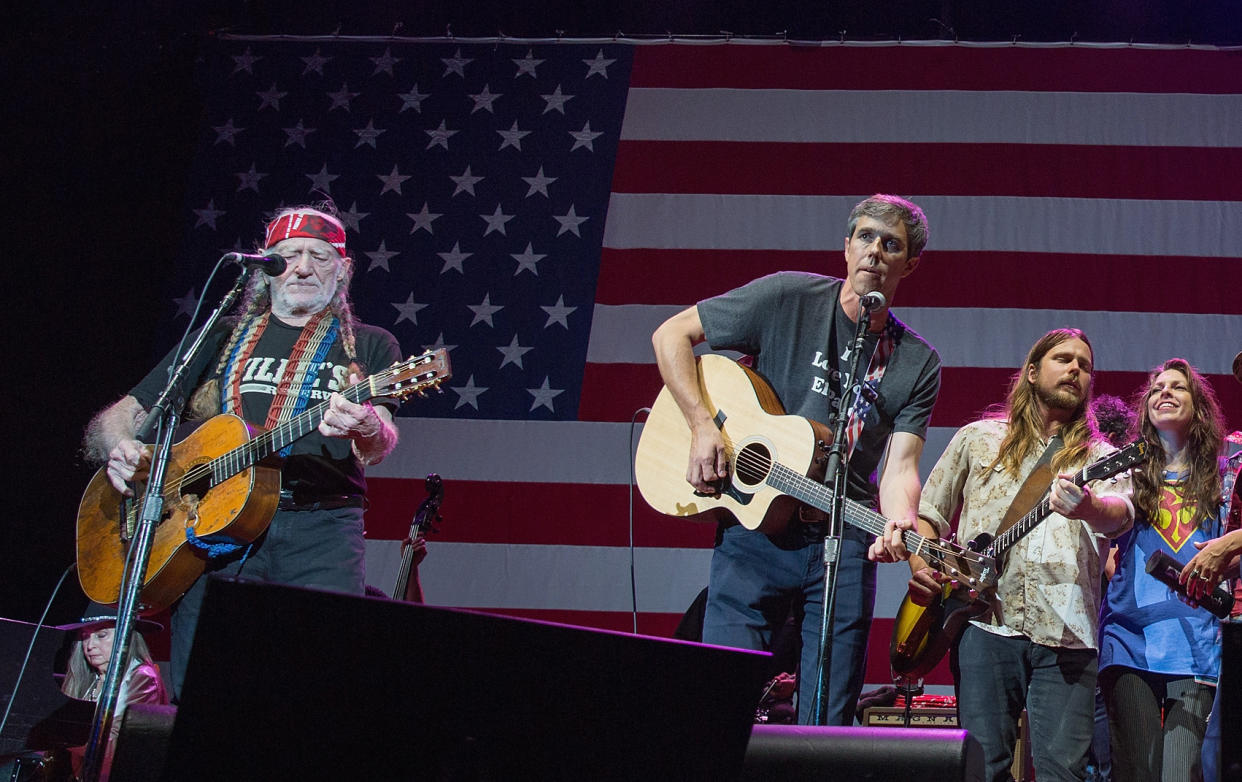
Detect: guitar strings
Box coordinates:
(718, 433, 985, 570)
(140, 355, 444, 512)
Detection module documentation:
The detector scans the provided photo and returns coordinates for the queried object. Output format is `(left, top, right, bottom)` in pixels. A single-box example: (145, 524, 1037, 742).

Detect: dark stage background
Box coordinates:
(7, 1, 1241, 625)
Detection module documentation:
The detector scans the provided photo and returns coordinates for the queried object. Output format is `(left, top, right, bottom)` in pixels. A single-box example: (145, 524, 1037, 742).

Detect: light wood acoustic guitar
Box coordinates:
(76, 349, 451, 614)
(888, 439, 1147, 679)
(634, 354, 998, 591)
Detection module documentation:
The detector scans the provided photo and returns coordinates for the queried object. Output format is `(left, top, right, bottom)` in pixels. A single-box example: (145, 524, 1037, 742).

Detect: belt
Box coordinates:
(277, 491, 366, 511)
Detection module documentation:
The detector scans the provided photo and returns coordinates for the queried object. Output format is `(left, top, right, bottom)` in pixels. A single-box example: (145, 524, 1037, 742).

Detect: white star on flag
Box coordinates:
(569, 122, 603, 152)
(480, 205, 515, 236)
(377, 164, 411, 195)
(212, 119, 243, 145)
(300, 49, 330, 75)
(193, 200, 225, 229)
(425, 120, 457, 150)
(363, 241, 399, 272)
(437, 242, 472, 273)
(392, 294, 429, 325)
(305, 163, 339, 192)
(541, 85, 574, 114)
(353, 120, 385, 148)
(510, 243, 546, 276)
(441, 48, 472, 77)
(370, 48, 401, 76)
(450, 166, 483, 197)
(468, 294, 503, 327)
(469, 84, 501, 113)
(582, 50, 616, 79)
(497, 335, 534, 369)
(527, 377, 564, 412)
(407, 203, 442, 234)
(521, 166, 556, 197)
(540, 295, 577, 328)
(397, 84, 428, 113)
(553, 205, 589, 237)
(327, 83, 360, 112)
(231, 48, 261, 74)
(452, 374, 487, 410)
(497, 121, 530, 151)
(256, 83, 287, 111)
(282, 120, 315, 148)
(512, 49, 543, 77)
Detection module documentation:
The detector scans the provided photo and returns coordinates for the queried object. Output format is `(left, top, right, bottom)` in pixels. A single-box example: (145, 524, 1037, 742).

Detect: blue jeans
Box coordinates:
(703, 522, 876, 725)
(169, 505, 367, 699)
(953, 624, 1098, 782)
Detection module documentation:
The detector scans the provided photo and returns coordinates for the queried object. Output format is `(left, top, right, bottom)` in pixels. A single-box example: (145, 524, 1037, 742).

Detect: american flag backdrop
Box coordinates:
(170, 37, 1242, 689)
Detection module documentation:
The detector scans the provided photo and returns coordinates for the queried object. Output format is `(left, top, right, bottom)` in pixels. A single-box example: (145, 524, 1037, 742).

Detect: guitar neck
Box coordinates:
(992, 461, 1092, 555)
(211, 377, 379, 480)
(767, 463, 943, 567)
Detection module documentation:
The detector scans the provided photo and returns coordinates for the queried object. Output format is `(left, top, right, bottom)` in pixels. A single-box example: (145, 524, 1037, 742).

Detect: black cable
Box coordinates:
(0, 563, 77, 737)
(628, 406, 652, 635)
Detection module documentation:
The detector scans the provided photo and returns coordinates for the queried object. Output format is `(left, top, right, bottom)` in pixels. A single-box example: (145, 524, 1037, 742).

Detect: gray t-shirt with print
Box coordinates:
(697, 271, 941, 505)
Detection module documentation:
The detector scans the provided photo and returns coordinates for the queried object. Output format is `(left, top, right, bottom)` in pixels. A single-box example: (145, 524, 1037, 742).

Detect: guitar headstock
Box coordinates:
(922, 538, 1000, 593)
(1083, 439, 1148, 484)
(374, 349, 453, 401)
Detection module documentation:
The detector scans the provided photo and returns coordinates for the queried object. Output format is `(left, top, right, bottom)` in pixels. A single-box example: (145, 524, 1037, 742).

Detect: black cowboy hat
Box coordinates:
(56, 602, 163, 634)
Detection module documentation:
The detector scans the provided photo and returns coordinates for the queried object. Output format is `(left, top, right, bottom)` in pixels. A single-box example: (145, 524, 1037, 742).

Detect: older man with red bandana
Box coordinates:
(84, 205, 401, 699)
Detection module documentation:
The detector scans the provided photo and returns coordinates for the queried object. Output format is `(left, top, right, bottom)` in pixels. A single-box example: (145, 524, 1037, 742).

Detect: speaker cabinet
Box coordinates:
(743, 724, 984, 782)
(153, 577, 770, 780)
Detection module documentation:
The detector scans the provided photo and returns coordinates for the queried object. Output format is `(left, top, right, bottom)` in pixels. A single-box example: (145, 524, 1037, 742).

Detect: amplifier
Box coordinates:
(862, 706, 959, 728)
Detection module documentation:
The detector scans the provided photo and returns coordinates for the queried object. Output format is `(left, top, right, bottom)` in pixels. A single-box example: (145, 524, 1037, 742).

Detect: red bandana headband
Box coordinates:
(264, 212, 347, 256)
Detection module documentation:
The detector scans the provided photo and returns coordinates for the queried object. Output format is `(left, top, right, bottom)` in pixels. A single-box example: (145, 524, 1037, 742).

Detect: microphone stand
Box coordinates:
(80, 265, 255, 782)
(810, 296, 880, 725)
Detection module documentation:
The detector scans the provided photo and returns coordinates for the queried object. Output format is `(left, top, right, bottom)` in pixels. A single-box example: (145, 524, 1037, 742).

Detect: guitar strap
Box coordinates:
(996, 434, 1064, 537)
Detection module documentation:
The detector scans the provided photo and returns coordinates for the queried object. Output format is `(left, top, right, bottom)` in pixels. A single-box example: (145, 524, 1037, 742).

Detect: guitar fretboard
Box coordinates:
(768, 462, 945, 567)
(207, 378, 376, 486)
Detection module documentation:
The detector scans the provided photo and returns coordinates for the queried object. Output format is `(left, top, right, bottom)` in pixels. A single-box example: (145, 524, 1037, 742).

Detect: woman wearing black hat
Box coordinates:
(59, 610, 167, 706)
(58, 608, 168, 779)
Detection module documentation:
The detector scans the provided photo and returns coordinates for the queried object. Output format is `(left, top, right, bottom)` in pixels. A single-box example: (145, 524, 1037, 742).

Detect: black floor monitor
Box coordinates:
(158, 577, 770, 781)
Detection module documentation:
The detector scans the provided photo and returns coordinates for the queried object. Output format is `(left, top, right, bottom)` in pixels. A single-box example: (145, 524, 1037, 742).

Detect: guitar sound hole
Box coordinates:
(734, 443, 772, 488)
(177, 472, 212, 505)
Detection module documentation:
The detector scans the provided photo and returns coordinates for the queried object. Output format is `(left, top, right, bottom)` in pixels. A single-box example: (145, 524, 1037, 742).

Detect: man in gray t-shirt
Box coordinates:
(652, 194, 941, 725)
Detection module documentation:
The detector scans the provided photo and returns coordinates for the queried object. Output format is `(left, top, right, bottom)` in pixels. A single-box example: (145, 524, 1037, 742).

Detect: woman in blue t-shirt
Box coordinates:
(1098, 357, 1227, 782)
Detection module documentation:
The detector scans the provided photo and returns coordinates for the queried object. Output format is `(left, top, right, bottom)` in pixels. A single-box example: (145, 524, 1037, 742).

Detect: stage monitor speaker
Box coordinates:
(743, 724, 984, 782)
(154, 576, 771, 781)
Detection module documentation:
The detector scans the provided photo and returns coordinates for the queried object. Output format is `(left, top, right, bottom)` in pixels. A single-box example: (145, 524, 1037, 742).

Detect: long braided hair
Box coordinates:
(1131, 358, 1225, 529)
(983, 328, 1101, 480)
(187, 204, 359, 419)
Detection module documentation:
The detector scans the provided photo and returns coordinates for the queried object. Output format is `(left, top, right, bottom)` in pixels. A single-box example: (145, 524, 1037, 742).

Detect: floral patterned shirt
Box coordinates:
(919, 419, 1134, 650)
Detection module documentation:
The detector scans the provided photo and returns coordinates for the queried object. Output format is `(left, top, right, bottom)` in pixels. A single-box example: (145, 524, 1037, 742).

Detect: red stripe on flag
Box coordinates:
(611, 141, 1242, 201)
(578, 363, 1242, 429)
(596, 249, 1242, 315)
(630, 45, 1242, 93)
(366, 477, 719, 547)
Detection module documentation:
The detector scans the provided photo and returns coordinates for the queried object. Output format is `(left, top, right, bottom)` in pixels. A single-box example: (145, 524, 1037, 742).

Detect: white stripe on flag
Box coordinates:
(586, 303, 1242, 374)
(619, 88, 1242, 147)
(602, 193, 1242, 256)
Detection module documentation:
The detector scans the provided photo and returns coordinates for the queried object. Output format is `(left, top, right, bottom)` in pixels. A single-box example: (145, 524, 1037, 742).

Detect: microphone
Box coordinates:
(222, 251, 287, 276)
(858, 291, 886, 312)
(1145, 549, 1234, 619)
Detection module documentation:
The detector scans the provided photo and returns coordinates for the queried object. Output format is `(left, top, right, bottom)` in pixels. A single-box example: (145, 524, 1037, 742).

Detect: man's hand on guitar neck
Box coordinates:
(868, 516, 918, 563)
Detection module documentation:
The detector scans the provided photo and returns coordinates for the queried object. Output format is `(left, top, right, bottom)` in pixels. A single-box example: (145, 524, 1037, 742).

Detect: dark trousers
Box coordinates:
(1100, 666, 1214, 782)
(953, 624, 1098, 782)
(169, 505, 367, 699)
(703, 522, 876, 725)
